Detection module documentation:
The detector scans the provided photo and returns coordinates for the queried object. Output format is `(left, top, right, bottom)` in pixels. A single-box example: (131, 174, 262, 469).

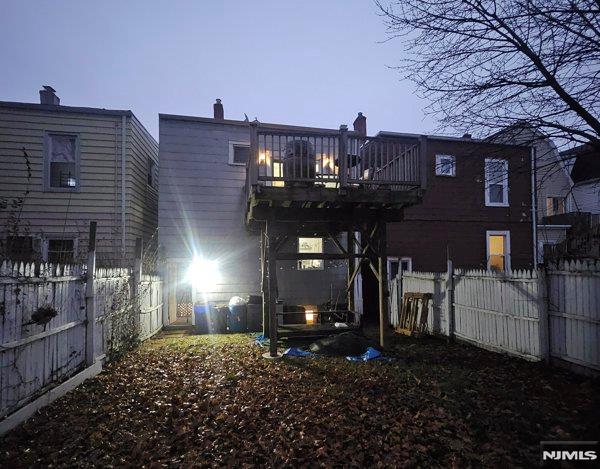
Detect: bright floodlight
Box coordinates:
(186, 256, 220, 292)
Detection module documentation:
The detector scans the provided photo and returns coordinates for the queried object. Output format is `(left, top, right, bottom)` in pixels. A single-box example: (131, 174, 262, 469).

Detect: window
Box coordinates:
(46, 238, 75, 264)
(387, 257, 412, 280)
(45, 134, 79, 190)
(484, 158, 509, 206)
(546, 196, 565, 216)
(486, 231, 510, 272)
(298, 237, 323, 270)
(2, 236, 36, 261)
(228, 141, 250, 165)
(147, 157, 156, 188)
(435, 154, 456, 177)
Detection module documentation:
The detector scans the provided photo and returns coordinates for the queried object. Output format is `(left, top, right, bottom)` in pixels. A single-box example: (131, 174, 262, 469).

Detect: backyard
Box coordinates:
(1, 332, 598, 467)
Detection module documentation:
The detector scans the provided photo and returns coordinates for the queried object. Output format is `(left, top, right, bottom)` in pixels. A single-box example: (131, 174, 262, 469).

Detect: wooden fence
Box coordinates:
(393, 260, 600, 374)
(0, 260, 163, 424)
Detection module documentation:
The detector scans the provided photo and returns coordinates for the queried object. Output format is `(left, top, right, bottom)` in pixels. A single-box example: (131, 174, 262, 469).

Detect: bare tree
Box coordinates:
(376, 0, 600, 149)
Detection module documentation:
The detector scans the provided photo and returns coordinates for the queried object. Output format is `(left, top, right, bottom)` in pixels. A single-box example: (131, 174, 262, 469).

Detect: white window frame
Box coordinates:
(42, 235, 79, 263)
(484, 158, 509, 207)
(43, 132, 81, 192)
(400, 257, 412, 272)
(435, 154, 456, 177)
(228, 141, 250, 166)
(486, 230, 511, 272)
(297, 237, 324, 271)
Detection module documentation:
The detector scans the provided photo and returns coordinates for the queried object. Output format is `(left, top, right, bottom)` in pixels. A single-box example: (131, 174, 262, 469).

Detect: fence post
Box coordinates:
(133, 238, 143, 336)
(85, 221, 97, 367)
(446, 258, 454, 340)
(339, 125, 348, 189)
(538, 267, 550, 363)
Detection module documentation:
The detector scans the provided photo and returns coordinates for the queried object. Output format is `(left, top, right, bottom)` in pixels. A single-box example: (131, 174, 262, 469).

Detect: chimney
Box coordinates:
(39, 86, 60, 105)
(213, 98, 224, 120)
(353, 112, 366, 136)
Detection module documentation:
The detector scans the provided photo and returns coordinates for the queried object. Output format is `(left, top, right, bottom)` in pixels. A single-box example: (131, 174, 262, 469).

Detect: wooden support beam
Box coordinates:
(378, 221, 389, 349)
(328, 233, 348, 255)
(347, 230, 354, 312)
(260, 228, 269, 338)
(347, 223, 378, 291)
(267, 222, 279, 358)
(277, 252, 366, 261)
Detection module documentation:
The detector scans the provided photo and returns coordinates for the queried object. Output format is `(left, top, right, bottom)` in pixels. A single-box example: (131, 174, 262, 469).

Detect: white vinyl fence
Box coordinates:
(392, 260, 600, 374)
(0, 260, 163, 424)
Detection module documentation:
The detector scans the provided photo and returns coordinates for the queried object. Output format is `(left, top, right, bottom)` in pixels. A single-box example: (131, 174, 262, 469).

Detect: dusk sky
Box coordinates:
(0, 0, 434, 139)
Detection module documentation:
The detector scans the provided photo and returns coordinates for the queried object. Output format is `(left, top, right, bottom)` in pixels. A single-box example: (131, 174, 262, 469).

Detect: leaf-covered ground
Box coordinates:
(1, 331, 598, 467)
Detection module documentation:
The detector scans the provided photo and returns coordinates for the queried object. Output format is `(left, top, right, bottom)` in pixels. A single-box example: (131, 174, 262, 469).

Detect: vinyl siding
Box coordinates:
(571, 181, 600, 214)
(0, 105, 157, 265)
(158, 117, 347, 306)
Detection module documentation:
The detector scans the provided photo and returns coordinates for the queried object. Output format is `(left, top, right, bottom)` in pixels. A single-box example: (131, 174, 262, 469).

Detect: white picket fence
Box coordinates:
(391, 260, 600, 374)
(0, 260, 163, 421)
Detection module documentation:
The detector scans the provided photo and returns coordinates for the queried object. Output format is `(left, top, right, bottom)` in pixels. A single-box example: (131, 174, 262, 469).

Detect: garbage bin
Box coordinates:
(193, 303, 211, 334)
(227, 296, 247, 333)
(209, 306, 228, 334)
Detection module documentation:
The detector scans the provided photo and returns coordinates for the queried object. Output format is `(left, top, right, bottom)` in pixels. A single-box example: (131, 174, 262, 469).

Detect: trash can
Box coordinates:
(246, 304, 262, 332)
(227, 296, 247, 333)
(193, 303, 211, 334)
(209, 306, 228, 334)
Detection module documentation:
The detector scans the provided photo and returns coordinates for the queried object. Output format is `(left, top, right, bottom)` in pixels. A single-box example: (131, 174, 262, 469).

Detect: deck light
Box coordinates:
(186, 256, 220, 292)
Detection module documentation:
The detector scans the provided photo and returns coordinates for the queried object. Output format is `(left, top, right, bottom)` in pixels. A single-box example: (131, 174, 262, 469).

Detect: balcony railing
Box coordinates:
(246, 125, 425, 193)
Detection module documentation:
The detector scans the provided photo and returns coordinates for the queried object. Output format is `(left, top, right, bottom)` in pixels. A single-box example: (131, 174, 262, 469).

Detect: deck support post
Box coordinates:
(347, 229, 354, 313)
(339, 125, 348, 188)
(260, 227, 270, 338)
(377, 220, 388, 349)
(266, 221, 279, 358)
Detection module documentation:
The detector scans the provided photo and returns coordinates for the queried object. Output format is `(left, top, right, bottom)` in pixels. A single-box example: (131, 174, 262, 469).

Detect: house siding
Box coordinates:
(388, 139, 534, 272)
(0, 103, 157, 265)
(571, 181, 600, 214)
(158, 116, 347, 308)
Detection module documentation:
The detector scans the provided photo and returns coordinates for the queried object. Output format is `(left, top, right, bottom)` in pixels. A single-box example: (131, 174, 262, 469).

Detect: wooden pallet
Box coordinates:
(396, 292, 432, 337)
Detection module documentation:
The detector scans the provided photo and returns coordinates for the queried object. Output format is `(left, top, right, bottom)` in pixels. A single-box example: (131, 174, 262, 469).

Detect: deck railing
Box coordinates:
(246, 124, 424, 192)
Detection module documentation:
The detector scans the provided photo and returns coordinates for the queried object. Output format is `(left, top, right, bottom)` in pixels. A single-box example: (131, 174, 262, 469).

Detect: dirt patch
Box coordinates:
(0, 333, 598, 467)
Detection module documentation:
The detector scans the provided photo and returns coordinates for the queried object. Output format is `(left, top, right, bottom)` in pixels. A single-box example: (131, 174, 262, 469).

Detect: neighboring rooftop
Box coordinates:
(562, 144, 600, 184)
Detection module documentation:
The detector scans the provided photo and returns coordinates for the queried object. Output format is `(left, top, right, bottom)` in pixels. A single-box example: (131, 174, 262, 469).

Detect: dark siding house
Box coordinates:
(385, 135, 534, 273)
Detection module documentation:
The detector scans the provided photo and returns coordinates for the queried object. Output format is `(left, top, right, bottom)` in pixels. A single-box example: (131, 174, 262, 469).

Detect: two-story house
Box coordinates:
(0, 87, 158, 266)
(159, 100, 534, 326)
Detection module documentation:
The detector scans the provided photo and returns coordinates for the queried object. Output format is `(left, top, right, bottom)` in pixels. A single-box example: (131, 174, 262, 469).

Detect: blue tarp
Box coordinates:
(346, 347, 393, 362)
(254, 334, 268, 347)
(283, 347, 314, 357)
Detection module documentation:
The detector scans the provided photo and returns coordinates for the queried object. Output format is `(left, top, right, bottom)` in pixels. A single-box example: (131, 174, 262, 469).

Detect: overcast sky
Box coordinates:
(0, 0, 434, 139)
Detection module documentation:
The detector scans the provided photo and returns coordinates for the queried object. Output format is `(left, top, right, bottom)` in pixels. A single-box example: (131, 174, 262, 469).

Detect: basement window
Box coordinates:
(1, 236, 37, 261)
(45, 238, 76, 264)
(435, 154, 456, 177)
(45, 134, 79, 191)
(298, 237, 324, 270)
(229, 141, 250, 165)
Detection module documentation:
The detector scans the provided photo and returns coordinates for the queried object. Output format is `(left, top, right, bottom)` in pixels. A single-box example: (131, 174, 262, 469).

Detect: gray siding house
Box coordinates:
(0, 87, 158, 265)
(159, 103, 347, 324)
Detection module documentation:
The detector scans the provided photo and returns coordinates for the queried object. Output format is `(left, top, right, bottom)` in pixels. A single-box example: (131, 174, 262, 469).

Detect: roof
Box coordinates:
(159, 113, 528, 147)
(0, 101, 157, 145)
(561, 144, 600, 184)
(158, 113, 351, 136)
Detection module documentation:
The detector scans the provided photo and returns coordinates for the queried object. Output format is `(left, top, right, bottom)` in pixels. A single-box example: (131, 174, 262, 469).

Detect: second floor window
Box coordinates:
(484, 158, 509, 206)
(147, 157, 157, 188)
(229, 141, 250, 165)
(435, 154, 456, 177)
(45, 134, 79, 190)
(546, 196, 565, 216)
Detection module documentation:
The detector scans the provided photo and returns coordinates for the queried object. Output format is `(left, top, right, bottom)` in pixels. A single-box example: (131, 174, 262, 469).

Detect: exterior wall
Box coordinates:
(158, 116, 347, 309)
(388, 138, 534, 272)
(126, 116, 159, 258)
(0, 103, 158, 265)
(571, 181, 600, 214)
